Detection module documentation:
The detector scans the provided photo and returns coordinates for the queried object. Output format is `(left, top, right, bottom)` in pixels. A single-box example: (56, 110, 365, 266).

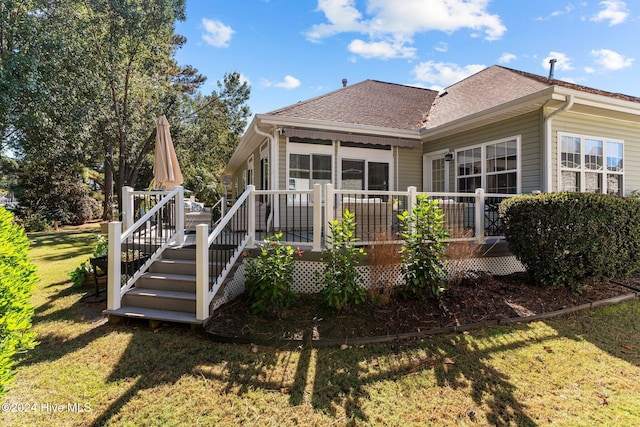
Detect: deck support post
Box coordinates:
(122, 187, 134, 230)
(107, 221, 122, 311)
(196, 223, 209, 321)
(312, 184, 322, 252)
(324, 183, 334, 249)
(475, 188, 485, 241)
(175, 186, 185, 244)
(246, 185, 256, 248)
(407, 186, 417, 234)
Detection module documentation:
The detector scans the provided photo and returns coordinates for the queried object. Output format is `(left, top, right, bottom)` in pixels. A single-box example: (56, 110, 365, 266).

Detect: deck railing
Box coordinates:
(195, 186, 254, 320)
(242, 185, 514, 247)
(106, 186, 184, 311)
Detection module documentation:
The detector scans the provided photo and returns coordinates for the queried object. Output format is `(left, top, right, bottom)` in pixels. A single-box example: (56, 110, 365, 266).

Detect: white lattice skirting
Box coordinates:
(218, 256, 525, 302)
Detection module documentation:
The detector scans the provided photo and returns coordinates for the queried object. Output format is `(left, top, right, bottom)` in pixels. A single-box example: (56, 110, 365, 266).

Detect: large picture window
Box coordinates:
(456, 137, 520, 194)
(559, 133, 623, 195)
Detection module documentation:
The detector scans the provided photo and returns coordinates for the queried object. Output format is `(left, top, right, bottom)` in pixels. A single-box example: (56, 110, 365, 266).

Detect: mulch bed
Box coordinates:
(206, 273, 640, 344)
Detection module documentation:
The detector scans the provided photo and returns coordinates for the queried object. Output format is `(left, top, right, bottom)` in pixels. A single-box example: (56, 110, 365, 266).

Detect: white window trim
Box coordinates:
(338, 145, 394, 191)
(557, 132, 624, 194)
(286, 140, 335, 204)
(246, 155, 254, 186)
(454, 135, 522, 194)
(423, 149, 450, 193)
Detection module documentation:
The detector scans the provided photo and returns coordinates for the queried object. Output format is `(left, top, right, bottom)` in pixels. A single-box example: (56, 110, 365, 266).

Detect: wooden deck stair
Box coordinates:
(104, 245, 233, 326)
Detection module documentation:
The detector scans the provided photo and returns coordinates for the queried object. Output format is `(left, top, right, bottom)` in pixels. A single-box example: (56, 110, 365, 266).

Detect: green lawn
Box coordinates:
(1, 226, 640, 426)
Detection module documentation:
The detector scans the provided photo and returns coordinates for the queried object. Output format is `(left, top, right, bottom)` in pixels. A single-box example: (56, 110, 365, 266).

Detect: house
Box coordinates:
(104, 65, 640, 326)
(225, 65, 640, 199)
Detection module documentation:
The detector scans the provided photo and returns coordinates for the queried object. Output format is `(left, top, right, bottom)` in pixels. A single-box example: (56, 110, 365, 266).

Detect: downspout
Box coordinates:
(543, 94, 574, 192)
(252, 124, 277, 190)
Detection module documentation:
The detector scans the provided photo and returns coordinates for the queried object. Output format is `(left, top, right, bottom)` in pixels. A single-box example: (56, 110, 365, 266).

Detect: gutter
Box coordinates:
(543, 94, 574, 192)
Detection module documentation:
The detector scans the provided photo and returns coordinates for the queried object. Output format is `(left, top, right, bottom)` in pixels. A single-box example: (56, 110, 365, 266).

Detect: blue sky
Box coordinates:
(174, 0, 639, 118)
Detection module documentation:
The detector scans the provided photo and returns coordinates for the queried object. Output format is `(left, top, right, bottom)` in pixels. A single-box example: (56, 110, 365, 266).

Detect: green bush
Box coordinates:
(500, 192, 640, 290)
(319, 210, 367, 311)
(0, 207, 38, 397)
(398, 194, 449, 298)
(244, 233, 297, 315)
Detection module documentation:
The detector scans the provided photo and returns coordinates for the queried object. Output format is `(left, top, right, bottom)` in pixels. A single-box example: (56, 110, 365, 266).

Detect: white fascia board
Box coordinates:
(554, 87, 640, 116)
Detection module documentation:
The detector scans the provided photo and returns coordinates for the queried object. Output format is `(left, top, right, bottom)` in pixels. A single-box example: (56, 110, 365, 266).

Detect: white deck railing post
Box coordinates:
(195, 223, 209, 321)
(475, 188, 485, 240)
(107, 221, 122, 311)
(324, 183, 334, 249)
(247, 185, 256, 248)
(175, 185, 185, 244)
(407, 186, 417, 234)
(312, 183, 322, 252)
(122, 186, 134, 230)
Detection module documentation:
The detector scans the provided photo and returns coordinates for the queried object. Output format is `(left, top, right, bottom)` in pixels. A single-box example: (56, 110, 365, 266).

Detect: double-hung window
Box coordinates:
(456, 137, 520, 194)
(559, 133, 623, 195)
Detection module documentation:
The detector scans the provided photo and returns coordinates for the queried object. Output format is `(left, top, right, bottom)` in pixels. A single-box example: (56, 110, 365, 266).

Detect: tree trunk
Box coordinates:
(102, 145, 114, 221)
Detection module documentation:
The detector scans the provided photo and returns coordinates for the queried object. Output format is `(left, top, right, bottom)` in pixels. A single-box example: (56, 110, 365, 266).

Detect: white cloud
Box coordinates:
(542, 52, 574, 72)
(262, 75, 301, 90)
(591, 49, 634, 70)
(201, 18, 234, 47)
(348, 39, 417, 59)
(412, 61, 486, 87)
(591, 0, 628, 25)
(434, 42, 448, 53)
(306, 0, 506, 59)
(551, 5, 575, 17)
(499, 53, 517, 64)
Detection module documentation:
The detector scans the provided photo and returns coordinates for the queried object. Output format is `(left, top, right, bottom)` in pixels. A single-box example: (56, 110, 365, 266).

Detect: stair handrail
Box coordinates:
(195, 185, 254, 320)
(107, 185, 184, 312)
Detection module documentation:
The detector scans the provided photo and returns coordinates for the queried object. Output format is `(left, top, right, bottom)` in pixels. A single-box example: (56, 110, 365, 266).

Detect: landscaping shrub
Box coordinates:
(244, 233, 297, 315)
(319, 210, 367, 311)
(500, 192, 640, 290)
(398, 194, 449, 298)
(0, 207, 38, 397)
(18, 170, 100, 227)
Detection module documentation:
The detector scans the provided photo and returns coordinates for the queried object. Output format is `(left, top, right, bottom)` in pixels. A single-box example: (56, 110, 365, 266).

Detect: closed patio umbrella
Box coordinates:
(153, 115, 183, 190)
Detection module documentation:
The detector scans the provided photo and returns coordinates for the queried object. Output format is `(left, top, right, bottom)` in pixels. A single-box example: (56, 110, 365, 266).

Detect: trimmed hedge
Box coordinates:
(500, 192, 640, 290)
(0, 207, 38, 397)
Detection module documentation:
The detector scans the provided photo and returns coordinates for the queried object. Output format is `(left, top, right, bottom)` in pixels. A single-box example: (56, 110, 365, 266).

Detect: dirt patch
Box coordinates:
(206, 273, 640, 343)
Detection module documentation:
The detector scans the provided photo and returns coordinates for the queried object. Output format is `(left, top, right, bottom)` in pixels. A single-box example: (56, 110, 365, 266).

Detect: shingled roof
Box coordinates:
(268, 80, 438, 131)
(425, 65, 640, 129)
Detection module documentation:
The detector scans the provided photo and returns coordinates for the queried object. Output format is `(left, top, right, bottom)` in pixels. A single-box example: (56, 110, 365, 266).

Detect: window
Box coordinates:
(246, 155, 254, 186)
(340, 159, 389, 192)
(339, 144, 392, 193)
(431, 158, 446, 192)
(455, 137, 520, 194)
(559, 133, 623, 195)
(289, 153, 331, 191)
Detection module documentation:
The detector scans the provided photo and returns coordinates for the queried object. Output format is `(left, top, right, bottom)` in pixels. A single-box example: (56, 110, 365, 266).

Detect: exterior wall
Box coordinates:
(551, 110, 640, 195)
(422, 111, 543, 194)
(278, 134, 418, 191)
(395, 145, 424, 191)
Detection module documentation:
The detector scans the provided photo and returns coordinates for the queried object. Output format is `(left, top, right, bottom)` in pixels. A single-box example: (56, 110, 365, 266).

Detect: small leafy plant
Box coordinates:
(319, 209, 367, 311)
(398, 194, 449, 298)
(68, 235, 108, 287)
(244, 233, 298, 315)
